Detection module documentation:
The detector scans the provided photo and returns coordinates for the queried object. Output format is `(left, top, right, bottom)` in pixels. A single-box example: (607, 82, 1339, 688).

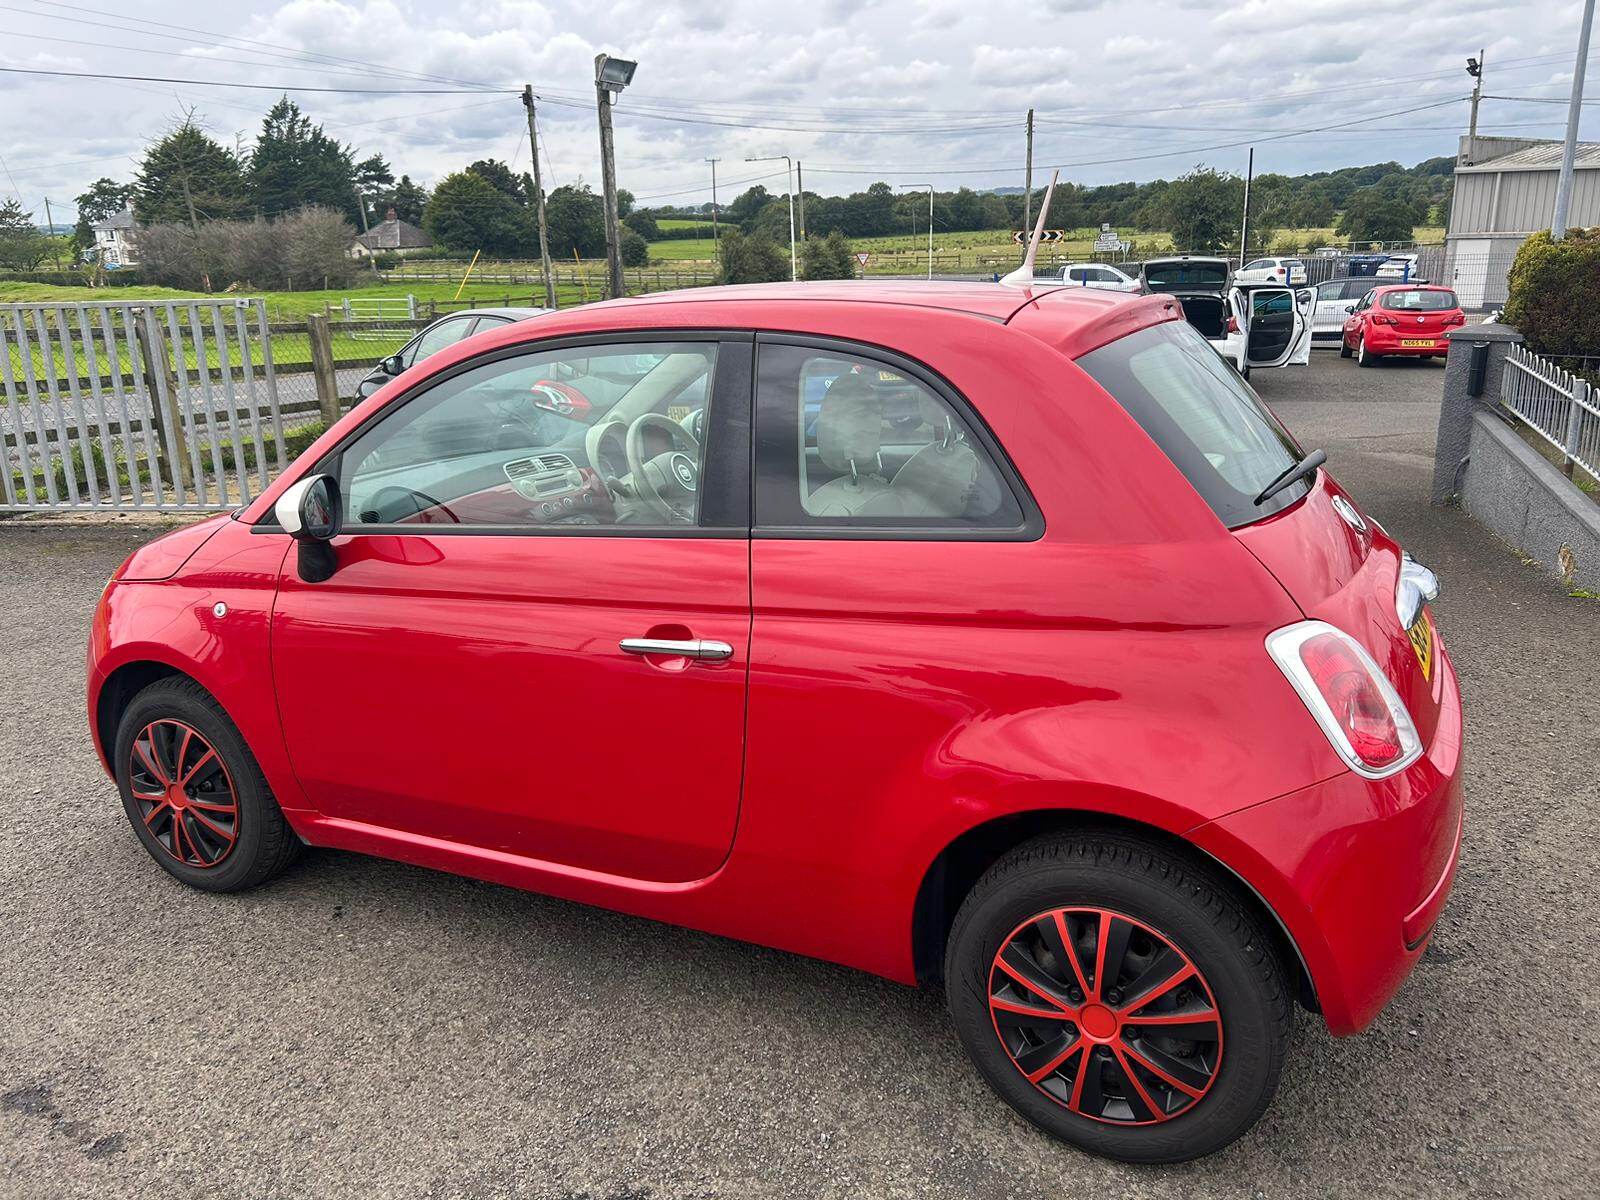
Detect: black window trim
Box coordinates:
(751, 332, 1043, 542)
(252, 328, 755, 540)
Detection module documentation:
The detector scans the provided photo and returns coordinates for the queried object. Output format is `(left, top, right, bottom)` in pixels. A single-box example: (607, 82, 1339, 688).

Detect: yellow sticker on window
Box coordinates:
(666, 405, 690, 424)
(876, 370, 904, 383)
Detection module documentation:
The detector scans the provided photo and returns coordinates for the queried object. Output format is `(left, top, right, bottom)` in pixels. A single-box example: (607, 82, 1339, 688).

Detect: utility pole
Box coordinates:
(523, 85, 557, 308)
(593, 53, 639, 301)
(43, 197, 61, 270)
(1023, 108, 1035, 253)
(1466, 50, 1485, 150)
(795, 160, 807, 241)
(705, 158, 721, 274)
(1239, 147, 1254, 265)
(901, 184, 934, 279)
(1553, 0, 1595, 240)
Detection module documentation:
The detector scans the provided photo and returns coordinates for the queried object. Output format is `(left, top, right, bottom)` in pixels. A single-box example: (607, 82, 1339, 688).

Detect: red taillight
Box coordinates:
(1443, 312, 1465, 327)
(1297, 633, 1404, 768)
(1226, 315, 1239, 334)
(1372, 314, 1399, 326)
(1266, 621, 1422, 778)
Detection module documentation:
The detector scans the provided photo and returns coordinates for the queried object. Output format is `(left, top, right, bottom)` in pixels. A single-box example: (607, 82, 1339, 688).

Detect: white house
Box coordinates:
(350, 208, 434, 259)
(91, 208, 139, 268)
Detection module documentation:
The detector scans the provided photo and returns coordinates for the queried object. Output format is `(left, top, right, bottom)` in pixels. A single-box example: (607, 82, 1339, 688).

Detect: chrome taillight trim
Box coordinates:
(1265, 620, 1424, 780)
(1396, 553, 1440, 631)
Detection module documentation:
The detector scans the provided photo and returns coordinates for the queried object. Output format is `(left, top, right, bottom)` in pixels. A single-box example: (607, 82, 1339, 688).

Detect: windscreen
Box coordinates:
(1142, 261, 1229, 289)
(1381, 289, 1458, 311)
(1077, 320, 1310, 527)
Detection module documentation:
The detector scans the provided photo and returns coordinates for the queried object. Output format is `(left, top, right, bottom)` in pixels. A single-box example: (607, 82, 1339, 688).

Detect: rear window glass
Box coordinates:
(1142, 261, 1229, 288)
(1381, 289, 1458, 311)
(1077, 320, 1309, 528)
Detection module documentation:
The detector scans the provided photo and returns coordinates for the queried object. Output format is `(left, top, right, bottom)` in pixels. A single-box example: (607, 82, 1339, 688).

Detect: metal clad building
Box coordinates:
(1446, 135, 1600, 309)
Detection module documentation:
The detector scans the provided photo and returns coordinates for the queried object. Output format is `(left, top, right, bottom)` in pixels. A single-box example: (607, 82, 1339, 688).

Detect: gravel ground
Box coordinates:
(2, 351, 1597, 1199)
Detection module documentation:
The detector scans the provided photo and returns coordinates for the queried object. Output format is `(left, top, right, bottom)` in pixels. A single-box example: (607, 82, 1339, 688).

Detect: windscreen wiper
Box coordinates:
(1253, 448, 1326, 506)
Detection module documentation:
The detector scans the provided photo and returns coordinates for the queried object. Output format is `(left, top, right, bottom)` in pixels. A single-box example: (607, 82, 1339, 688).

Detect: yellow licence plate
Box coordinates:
(1407, 609, 1435, 681)
(1400, 339, 1437, 348)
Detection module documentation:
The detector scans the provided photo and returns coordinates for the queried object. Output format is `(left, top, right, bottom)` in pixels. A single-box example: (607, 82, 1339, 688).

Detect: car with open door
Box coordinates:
(1220, 281, 1314, 377)
(88, 281, 1463, 1165)
(1137, 255, 1232, 342)
(355, 306, 549, 399)
(1341, 285, 1464, 365)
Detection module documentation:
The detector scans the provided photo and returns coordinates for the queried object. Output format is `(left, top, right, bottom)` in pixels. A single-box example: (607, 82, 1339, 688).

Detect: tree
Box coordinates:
(248, 97, 358, 221)
(70, 178, 133, 251)
(719, 229, 789, 283)
(133, 116, 248, 226)
(383, 175, 429, 225)
(1336, 190, 1419, 244)
(1161, 167, 1240, 254)
(617, 188, 634, 218)
(800, 230, 855, 280)
(619, 226, 648, 267)
(624, 210, 660, 241)
(353, 154, 394, 228)
(544, 183, 606, 258)
(422, 171, 532, 255)
(0, 198, 49, 270)
(466, 159, 526, 203)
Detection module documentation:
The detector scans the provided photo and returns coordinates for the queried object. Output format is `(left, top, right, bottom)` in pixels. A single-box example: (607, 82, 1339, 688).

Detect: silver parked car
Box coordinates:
(356, 307, 549, 398)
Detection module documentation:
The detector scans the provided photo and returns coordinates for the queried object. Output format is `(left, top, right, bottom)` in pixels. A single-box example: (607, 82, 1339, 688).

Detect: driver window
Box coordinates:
(336, 341, 718, 530)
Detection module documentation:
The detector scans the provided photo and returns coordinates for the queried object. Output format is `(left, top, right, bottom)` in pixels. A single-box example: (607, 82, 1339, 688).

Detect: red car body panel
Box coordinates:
(1342, 285, 1464, 358)
(89, 281, 1464, 1037)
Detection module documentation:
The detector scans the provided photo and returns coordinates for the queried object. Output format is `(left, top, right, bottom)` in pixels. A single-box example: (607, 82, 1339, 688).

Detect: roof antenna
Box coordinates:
(1001, 168, 1058, 286)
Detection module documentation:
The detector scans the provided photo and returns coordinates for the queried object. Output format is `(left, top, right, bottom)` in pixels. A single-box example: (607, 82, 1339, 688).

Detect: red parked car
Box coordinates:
(87, 282, 1464, 1163)
(1340, 284, 1465, 366)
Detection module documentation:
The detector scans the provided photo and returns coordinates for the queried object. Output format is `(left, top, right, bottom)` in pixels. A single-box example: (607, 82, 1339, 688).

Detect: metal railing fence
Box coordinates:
(1502, 343, 1600, 482)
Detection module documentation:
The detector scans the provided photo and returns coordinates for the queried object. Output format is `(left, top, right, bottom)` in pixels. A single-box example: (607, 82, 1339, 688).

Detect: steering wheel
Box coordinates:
(625, 412, 701, 523)
(363, 484, 459, 525)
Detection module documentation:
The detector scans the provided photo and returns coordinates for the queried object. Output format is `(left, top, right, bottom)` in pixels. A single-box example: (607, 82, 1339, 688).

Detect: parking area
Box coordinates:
(2, 352, 1596, 1200)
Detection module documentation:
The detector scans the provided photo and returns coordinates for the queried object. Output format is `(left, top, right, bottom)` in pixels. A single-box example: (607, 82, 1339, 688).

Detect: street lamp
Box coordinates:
(594, 52, 638, 300)
(900, 184, 934, 280)
(745, 155, 796, 281)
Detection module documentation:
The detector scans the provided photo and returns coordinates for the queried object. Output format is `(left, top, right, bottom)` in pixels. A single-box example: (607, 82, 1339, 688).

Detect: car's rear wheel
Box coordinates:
(1356, 334, 1378, 367)
(945, 833, 1292, 1163)
(113, 677, 301, 892)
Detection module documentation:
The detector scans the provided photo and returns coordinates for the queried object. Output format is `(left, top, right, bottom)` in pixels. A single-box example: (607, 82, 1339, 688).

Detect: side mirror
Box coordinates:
(274, 474, 342, 583)
(381, 353, 405, 376)
(1344, 305, 1356, 314)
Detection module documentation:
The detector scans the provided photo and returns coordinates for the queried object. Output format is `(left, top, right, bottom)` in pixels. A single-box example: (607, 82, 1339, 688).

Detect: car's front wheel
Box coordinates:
(945, 833, 1292, 1163)
(113, 677, 302, 892)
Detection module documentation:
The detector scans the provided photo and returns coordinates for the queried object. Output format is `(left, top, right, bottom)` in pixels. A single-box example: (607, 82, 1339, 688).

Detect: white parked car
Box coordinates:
(1375, 253, 1421, 280)
(1139, 256, 1313, 378)
(1058, 261, 1141, 292)
(1309, 276, 1383, 343)
(1234, 256, 1308, 286)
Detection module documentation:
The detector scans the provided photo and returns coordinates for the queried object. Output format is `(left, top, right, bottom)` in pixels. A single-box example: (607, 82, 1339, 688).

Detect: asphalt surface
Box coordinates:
(3, 350, 1597, 1199)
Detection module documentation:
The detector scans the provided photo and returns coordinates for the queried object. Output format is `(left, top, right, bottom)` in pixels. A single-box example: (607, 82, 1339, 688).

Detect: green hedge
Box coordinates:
(1502, 227, 1600, 358)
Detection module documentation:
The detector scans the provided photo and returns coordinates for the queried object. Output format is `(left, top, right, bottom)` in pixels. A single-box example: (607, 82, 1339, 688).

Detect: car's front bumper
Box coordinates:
(1188, 637, 1465, 1035)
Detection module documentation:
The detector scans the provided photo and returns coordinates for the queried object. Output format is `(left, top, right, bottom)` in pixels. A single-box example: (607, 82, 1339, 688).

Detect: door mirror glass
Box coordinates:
(1344, 305, 1356, 314)
(275, 473, 342, 541)
(381, 354, 405, 376)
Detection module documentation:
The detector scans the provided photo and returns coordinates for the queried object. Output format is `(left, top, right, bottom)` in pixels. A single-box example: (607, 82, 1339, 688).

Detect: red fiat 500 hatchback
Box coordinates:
(88, 282, 1463, 1163)
(1341, 284, 1465, 366)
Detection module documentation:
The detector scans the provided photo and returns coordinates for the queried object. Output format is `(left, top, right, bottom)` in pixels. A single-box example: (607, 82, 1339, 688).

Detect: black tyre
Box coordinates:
(945, 833, 1292, 1164)
(1356, 335, 1378, 367)
(113, 677, 301, 893)
(1339, 338, 1353, 359)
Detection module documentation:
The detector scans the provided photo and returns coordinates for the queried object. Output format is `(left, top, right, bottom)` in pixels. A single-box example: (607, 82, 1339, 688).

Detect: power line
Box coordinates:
(0, 65, 515, 93)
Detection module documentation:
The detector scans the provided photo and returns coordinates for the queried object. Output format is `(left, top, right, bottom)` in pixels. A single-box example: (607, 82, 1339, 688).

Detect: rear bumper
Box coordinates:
(1189, 637, 1465, 1035)
(1364, 331, 1451, 356)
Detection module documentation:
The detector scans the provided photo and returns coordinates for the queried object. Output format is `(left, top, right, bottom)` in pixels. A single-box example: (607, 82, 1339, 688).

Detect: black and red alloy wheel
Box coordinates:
(127, 719, 240, 869)
(987, 906, 1223, 1124)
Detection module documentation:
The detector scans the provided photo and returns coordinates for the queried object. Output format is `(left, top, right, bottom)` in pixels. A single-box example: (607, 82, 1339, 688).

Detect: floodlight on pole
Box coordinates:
(745, 155, 796, 281)
(594, 52, 638, 300)
(900, 185, 934, 280)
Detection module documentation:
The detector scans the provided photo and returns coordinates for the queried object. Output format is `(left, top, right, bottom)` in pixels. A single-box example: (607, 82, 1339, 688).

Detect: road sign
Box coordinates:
(855, 252, 871, 265)
(1093, 225, 1123, 253)
(1012, 230, 1065, 244)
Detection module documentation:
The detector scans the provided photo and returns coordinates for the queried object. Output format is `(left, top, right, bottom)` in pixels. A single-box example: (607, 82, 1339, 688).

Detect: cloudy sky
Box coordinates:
(1, 0, 1596, 223)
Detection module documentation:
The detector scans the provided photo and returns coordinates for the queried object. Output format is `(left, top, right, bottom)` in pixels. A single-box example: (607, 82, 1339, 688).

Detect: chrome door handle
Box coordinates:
(619, 637, 734, 661)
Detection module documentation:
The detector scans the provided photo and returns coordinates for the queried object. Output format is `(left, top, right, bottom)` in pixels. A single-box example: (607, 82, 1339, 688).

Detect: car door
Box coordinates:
(1233, 285, 1306, 369)
(1312, 280, 1348, 338)
(269, 333, 755, 884)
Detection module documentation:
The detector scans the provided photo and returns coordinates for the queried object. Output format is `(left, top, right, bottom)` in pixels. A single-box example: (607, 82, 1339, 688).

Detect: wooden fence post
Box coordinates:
(305, 313, 341, 425)
(132, 307, 193, 498)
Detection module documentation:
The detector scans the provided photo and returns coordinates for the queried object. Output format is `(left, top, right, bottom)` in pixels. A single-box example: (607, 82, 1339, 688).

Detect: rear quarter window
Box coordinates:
(1076, 321, 1310, 528)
